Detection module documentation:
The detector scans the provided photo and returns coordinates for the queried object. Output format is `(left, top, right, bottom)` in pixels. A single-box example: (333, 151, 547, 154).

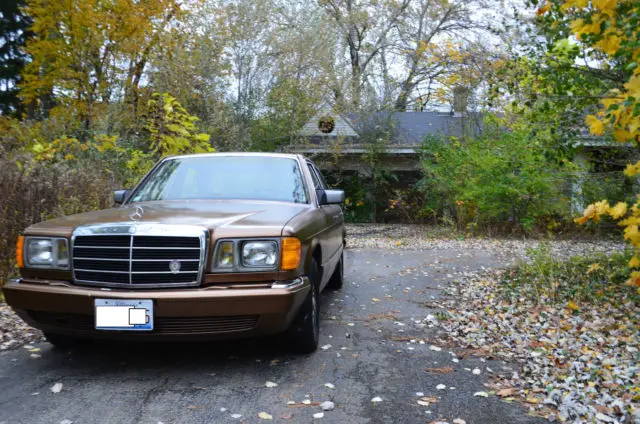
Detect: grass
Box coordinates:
(500, 244, 640, 305)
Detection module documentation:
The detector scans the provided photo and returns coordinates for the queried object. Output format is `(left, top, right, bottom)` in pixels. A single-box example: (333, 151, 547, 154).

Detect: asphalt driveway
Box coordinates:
(0, 248, 544, 424)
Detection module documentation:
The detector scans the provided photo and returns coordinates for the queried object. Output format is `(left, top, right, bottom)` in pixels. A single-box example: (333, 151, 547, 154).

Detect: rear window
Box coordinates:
(129, 156, 308, 204)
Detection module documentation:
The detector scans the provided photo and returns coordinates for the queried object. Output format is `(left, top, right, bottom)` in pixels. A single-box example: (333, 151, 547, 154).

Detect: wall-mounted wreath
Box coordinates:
(318, 116, 335, 134)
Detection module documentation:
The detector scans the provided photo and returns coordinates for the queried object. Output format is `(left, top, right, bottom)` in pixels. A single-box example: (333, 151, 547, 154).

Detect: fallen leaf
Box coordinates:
(321, 401, 335, 411)
(51, 383, 63, 394)
(566, 301, 580, 311)
(415, 395, 435, 404)
(289, 402, 320, 408)
(473, 391, 489, 397)
(497, 388, 517, 398)
(371, 298, 382, 302)
(258, 412, 273, 420)
(425, 366, 454, 374)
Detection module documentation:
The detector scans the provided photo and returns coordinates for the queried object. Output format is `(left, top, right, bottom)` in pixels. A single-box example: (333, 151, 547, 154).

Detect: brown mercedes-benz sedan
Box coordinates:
(4, 153, 345, 353)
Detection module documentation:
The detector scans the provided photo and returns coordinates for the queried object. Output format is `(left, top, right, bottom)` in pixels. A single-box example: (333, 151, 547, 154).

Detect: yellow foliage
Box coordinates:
(609, 202, 628, 219)
(585, 115, 605, 135)
(624, 161, 640, 177)
(570, 1, 640, 291)
(627, 271, 640, 287)
(566, 300, 580, 311)
(587, 263, 601, 274)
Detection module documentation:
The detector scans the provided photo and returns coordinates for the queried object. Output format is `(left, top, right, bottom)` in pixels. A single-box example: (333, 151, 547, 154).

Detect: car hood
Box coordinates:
(25, 200, 310, 238)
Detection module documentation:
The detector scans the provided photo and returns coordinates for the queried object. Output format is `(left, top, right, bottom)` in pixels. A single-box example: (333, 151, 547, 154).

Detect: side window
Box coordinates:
(308, 162, 327, 189)
(307, 162, 322, 189)
(313, 165, 328, 189)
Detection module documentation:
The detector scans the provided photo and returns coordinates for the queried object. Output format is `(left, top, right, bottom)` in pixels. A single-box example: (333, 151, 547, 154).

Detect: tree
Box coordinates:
(21, 0, 185, 131)
(149, 0, 232, 146)
(392, 0, 483, 111)
(0, 0, 31, 115)
(543, 0, 640, 288)
(320, 0, 411, 109)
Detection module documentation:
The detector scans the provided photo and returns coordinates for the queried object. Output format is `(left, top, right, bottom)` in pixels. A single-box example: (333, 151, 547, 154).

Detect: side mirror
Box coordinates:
(317, 189, 345, 205)
(113, 189, 130, 205)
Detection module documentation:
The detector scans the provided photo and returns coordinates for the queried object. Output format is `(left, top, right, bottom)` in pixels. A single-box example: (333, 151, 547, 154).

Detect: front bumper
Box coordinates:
(2, 277, 310, 341)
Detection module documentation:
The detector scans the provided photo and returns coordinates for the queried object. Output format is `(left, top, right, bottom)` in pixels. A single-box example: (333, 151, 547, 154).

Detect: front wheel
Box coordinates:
(288, 258, 320, 353)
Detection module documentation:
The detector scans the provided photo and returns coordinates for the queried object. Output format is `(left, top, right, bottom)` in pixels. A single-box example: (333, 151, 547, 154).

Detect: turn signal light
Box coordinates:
(15, 236, 24, 268)
(281, 237, 301, 271)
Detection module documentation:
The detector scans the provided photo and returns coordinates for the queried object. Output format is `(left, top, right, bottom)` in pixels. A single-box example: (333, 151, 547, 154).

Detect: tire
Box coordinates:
(288, 258, 320, 353)
(44, 332, 85, 349)
(326, 252, 344, 290)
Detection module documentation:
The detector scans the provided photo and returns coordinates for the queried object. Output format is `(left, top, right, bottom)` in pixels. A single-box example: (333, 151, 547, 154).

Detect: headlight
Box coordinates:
(215, 241, 234, 268)
(24, 237, 69, 269)
(242, 241, 277, 267)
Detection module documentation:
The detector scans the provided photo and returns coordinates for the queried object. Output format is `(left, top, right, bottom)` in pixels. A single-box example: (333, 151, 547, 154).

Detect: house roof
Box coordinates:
(298, 110, 483, 146)
(299, 107, 359, 138)
(347, 111, 483, 146)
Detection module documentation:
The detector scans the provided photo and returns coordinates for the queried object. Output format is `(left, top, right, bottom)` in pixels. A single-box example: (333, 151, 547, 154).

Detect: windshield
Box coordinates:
(128, 156, 308, 204)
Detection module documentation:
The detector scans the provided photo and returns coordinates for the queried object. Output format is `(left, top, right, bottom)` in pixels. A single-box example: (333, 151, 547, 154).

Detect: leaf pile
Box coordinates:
(0, 304, 41, 350)
(433, 269, 639, 423)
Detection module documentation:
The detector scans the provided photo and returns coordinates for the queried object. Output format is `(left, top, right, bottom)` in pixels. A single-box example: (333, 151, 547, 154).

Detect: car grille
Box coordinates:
(72, 225, 207, 288)
(27, 311, 259, 334)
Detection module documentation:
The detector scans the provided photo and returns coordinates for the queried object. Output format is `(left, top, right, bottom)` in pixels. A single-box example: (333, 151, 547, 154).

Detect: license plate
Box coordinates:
(95, 299, 154, 331)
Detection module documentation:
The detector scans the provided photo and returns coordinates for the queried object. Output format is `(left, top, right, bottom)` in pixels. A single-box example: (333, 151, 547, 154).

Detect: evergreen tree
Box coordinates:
(0, 0, 31, 115)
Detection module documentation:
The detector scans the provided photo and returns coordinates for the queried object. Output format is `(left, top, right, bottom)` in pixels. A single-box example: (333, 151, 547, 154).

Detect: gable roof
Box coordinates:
(299, 107, 359, 138)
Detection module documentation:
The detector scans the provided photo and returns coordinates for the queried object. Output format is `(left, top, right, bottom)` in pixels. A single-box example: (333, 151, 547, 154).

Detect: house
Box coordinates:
(291, 106, 481, 174)
(289, 105, 636, 221)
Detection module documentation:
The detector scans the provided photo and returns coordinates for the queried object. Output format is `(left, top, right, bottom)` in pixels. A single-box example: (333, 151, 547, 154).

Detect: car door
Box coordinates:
(307, 161, 344, 274)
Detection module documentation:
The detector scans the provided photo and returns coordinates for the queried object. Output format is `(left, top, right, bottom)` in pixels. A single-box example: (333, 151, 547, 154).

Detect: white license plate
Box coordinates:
(95, 299, 154, 331)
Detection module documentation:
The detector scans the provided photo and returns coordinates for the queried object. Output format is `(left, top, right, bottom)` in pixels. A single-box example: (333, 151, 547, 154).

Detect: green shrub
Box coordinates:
(501, 245, 638, 305)
(419, 115, 576, 234)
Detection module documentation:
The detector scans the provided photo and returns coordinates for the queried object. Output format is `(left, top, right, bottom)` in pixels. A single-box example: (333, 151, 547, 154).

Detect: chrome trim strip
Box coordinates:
(73, 246, 200, 250)
(128, 233, 134, 285)
(73, 223, 206, 237)
(73, 258, 201, 262)
(271, 276, 308, 289)
(73, 280, 202, 288)
(72, 246, 130, 249)
(73, 269, 198, 275)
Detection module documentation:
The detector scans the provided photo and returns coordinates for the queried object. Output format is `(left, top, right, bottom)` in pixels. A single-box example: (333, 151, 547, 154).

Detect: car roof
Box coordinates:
(163, 152, 303, 161)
